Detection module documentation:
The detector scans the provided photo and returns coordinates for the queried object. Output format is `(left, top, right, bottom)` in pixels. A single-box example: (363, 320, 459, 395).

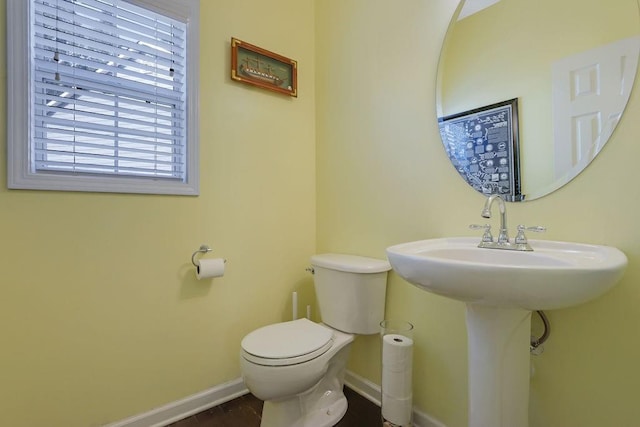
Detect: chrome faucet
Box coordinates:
(481, 194, 509, 244)
(470, 194, 546, 251)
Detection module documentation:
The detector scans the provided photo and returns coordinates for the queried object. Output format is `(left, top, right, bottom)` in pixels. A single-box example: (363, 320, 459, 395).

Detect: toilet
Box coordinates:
(240, 253, 391, 427)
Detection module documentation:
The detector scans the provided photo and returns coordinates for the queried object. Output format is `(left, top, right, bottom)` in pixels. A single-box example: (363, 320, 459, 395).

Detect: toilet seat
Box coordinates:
(241, 318, 334, 367)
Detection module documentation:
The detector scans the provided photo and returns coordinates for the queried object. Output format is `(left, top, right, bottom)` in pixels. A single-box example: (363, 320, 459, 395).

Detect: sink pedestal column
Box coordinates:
(465, 304, 532, 427)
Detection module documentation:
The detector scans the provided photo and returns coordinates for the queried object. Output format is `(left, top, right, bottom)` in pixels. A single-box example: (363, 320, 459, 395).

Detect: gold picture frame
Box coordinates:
(231, 38, 297, 97)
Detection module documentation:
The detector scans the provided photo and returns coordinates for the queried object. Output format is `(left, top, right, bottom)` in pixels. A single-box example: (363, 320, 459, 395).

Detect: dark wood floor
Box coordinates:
(168, 386, 381, 426)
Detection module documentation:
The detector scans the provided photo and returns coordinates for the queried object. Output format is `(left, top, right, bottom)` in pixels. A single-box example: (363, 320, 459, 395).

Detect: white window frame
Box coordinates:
(7, 0, 200, 196)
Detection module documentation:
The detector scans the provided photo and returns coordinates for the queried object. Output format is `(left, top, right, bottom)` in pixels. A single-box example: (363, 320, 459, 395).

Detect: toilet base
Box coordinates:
(259, 342, 352, 427)
(261, 390, 347, 427)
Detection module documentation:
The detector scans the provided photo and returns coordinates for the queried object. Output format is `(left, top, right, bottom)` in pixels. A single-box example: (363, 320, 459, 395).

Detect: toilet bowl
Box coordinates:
(240, 253, 391, 427)
(241, 318, 354, 427)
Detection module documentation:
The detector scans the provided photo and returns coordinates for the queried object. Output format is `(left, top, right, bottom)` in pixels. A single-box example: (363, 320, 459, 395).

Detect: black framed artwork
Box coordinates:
(438, 98, 523, 201)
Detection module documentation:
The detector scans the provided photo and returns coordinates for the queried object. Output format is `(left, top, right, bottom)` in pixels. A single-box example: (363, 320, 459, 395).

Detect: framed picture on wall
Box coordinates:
(438, 98, 522, 201)
(231, 37, 298, 97)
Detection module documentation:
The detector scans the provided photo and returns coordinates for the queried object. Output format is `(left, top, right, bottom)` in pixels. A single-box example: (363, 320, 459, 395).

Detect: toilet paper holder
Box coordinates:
(191, 244, 227, 267)
(191, 245, 228, 267)
(190, 245, 213, 266)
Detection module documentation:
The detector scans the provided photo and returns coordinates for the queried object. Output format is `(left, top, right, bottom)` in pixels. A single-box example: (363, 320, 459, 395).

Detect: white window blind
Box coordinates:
(31, 0, 187, 180)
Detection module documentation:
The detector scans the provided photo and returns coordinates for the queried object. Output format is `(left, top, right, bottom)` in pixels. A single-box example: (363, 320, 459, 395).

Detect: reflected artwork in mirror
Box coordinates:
(436, 0, 640, 201)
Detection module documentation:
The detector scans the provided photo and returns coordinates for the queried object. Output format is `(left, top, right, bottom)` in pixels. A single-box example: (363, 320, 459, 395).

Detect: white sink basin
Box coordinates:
(386, 237, 627, 310)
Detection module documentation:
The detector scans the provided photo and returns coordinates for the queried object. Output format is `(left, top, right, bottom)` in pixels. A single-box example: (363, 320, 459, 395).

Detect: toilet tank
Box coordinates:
(310, 254, 391, 335)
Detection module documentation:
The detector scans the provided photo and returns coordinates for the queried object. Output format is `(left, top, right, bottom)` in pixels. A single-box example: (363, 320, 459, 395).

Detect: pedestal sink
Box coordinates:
(386, 237, 627, 427)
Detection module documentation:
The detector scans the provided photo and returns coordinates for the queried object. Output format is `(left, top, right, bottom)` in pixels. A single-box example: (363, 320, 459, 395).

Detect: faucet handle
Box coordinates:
(515, 225, 546, 244)
(469, 224, 493, 243)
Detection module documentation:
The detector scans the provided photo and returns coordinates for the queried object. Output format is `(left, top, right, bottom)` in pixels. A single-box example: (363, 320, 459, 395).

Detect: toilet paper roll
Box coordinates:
(382, 363, 413, 398)
(195, 258, 225, 280)
(382, 333, 413, 399)
(382, 334, 413, 370)
(382, 393, 412, 426)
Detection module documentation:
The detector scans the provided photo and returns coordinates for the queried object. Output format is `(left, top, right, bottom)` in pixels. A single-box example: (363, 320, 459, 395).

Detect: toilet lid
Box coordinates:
(241, 318, 334, 366)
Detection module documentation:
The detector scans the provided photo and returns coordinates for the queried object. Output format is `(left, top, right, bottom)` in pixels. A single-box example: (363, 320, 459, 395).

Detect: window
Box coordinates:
(7, 0, 200, 195)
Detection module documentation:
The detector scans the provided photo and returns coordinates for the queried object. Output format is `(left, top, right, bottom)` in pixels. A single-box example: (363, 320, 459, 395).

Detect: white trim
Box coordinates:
(105, 373, 447, 427)
(344, 370, 448, 427)
(344, 369, 382, 406)
(103, 378, 248, 427)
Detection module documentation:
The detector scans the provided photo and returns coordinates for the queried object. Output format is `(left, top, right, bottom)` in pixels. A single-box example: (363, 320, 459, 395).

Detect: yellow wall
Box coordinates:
(2, 1, 640, 427)
(0, 1, 316, 426)
(316, 1, 640, 427)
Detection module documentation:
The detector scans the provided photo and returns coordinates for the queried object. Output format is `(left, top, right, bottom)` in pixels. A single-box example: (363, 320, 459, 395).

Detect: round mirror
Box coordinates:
(436, 0, 640, 201)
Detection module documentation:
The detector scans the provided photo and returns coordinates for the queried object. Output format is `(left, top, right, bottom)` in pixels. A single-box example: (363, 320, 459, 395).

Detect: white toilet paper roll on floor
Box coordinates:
(382, 334, 413, 397)
(195, 258, 225, 280)
(382, 334, 413, 368)
(381, 333, 413, 425)
(382, 362, 412, 398)
(382, 393, 412, 426)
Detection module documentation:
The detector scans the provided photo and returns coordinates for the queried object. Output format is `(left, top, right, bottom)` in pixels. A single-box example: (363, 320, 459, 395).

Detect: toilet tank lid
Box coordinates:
(311, 253, 391, 273)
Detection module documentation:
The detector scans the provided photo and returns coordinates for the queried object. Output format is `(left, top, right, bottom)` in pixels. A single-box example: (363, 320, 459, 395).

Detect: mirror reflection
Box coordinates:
(436, 0, 640, 201)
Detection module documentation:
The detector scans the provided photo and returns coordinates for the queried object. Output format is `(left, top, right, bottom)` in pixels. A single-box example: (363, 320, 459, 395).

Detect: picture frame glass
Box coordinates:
(231, 38, 297, 97)
(438, 99, 522, 201)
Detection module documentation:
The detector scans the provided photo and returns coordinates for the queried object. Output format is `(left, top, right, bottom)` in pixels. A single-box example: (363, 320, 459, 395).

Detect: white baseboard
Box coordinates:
(105, 372, 446, 427)
(344, 369, 383, 406)
(103, 378, 249, 427)
(344, 370, 447, 427)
